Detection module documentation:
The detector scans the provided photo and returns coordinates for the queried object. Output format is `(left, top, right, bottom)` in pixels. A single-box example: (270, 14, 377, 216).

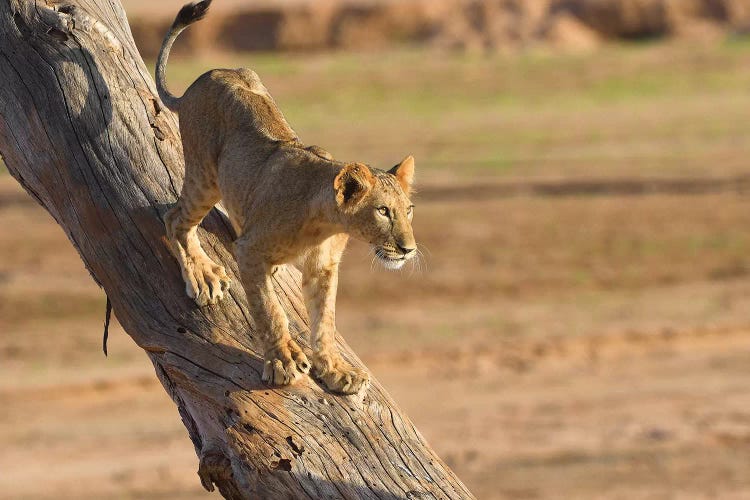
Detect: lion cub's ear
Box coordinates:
(388, 155, 415, 195)
(334, 163, 374, 209)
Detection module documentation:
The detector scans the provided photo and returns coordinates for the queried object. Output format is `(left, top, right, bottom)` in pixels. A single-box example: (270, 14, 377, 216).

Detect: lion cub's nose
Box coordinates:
(397, 244, 416, 256)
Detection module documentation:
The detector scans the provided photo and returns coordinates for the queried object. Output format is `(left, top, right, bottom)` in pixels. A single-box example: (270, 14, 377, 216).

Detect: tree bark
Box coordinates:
(0, 1, 475, 498)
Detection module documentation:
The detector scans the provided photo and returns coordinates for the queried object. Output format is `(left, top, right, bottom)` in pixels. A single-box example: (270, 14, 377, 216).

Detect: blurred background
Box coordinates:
(3, 0, 750, 498)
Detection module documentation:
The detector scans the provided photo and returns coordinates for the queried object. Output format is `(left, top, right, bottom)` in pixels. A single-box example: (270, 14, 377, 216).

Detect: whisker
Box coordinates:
(415, 246, 427, 274)
(369, 246, 378, 271)
(417, 243, 432, 259)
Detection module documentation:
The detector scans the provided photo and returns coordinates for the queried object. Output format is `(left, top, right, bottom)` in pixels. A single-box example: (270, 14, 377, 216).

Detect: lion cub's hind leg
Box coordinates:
(164, 157, 231, 306)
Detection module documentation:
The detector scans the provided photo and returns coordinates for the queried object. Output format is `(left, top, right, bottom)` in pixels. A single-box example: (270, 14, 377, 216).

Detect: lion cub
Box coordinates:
(156, 0, 417, 394)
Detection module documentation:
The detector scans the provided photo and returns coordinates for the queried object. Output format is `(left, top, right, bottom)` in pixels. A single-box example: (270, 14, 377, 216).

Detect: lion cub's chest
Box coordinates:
(281, 219, 341, 264)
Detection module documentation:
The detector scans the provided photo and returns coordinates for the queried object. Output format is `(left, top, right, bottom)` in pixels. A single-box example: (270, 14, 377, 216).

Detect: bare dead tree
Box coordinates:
(0, 1, 475, 498)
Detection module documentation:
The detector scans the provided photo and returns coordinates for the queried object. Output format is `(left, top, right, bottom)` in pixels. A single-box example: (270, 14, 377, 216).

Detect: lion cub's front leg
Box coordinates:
(235, 238, 310, 385)
(302, 235, 370, 395)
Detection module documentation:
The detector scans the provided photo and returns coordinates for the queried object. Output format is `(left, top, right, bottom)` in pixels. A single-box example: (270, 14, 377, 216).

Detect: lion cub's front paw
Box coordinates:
(313, 354, 370, 395)
(262, 339, 311, 386)
(184, 257, 231, 306)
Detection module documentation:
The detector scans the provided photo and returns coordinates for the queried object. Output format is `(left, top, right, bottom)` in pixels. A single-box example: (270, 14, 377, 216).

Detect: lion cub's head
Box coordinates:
(334, 156, 416, 270)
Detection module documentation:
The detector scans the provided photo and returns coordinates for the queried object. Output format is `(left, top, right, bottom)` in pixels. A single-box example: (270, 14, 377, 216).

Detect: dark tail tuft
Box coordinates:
(156, 0, 213, 111)
(174, 0, 213, 29)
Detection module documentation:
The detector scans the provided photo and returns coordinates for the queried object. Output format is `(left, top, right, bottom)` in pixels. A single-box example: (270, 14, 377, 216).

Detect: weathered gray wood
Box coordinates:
(0, 1, 475, 498)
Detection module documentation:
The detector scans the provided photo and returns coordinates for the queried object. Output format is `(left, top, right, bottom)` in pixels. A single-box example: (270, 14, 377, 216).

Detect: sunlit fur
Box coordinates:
(156, 0, 418, 395)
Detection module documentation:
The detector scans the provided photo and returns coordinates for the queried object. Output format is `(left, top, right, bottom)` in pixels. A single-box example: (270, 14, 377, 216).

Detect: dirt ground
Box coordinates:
(4, 42, 750, 499)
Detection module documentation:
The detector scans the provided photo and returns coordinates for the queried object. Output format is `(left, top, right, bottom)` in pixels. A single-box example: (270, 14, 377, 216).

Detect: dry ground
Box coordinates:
(4, 42, 750, 499)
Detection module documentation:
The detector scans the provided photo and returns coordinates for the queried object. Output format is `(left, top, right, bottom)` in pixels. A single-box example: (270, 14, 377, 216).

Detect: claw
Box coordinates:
(183, 257, 230, 307)
(313, 354, 370, 395)
(262, 340, 310, 386)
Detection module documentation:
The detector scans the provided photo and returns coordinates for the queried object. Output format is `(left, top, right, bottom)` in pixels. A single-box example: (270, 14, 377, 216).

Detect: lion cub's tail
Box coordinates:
(155, 0, 212, 112)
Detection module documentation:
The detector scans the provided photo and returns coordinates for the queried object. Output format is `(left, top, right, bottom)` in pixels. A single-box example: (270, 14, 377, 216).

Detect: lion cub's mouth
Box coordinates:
(373, 247, 411, 270)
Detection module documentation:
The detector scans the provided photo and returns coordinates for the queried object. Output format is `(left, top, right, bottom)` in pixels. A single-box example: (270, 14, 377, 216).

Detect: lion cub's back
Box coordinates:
(180, 68, 298, 146)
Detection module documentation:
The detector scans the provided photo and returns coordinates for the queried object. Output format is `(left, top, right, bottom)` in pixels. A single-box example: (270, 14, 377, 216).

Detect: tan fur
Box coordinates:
(158, 1, 417, 394)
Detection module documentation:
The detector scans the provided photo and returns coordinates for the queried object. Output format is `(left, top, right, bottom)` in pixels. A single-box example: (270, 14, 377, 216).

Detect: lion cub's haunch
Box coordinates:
(156, 0, 417, 394)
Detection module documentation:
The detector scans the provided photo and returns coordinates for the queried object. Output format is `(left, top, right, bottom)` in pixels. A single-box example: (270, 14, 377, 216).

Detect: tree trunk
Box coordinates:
(0, 1, 475, 498)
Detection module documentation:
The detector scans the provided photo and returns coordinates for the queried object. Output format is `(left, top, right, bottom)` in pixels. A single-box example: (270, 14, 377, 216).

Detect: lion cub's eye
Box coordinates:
(407, 205, 414, 215)
(377, 206, 390, 217)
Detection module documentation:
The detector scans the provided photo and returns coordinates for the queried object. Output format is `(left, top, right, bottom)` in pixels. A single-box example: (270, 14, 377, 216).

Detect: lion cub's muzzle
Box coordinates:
(374, 243, 417, 270)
